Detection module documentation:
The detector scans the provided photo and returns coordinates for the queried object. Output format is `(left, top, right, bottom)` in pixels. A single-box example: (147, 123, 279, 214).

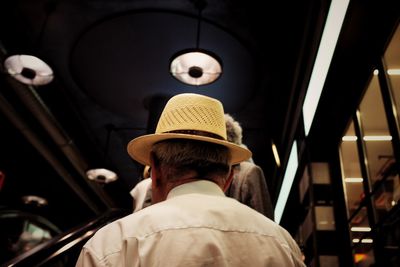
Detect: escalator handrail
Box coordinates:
(1, 208, 129, 267)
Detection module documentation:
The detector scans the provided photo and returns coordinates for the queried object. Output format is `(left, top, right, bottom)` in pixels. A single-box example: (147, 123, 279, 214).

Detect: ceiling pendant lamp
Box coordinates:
(170, 0, 222, 86)
(4, 54, 54, 86)
(86, 168, 118, 184)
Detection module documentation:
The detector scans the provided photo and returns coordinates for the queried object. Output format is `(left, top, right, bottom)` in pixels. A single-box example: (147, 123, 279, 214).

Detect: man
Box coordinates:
(130, 114, 274, 219)
(76, 93, 305, 266)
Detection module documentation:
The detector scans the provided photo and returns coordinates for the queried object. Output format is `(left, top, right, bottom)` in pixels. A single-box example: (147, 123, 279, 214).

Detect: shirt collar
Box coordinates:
(167, 180, 225, 199)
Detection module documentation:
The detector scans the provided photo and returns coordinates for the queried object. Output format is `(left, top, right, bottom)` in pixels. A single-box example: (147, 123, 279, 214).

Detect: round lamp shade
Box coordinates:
(4, 54, 54, 86)
(170, 50, 222, 86)
(86, 168, 118, 184)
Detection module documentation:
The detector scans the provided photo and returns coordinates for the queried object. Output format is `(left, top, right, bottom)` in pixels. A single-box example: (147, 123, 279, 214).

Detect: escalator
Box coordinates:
(1, 209, 129, 267)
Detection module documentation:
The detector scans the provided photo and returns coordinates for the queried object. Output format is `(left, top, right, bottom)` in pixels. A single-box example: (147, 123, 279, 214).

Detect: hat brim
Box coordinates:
(127, 133, 252, 166)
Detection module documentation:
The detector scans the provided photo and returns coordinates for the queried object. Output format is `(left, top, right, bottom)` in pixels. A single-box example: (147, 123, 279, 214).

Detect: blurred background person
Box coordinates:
(130, 165, 152, 212)
(224, 113, 274, 219)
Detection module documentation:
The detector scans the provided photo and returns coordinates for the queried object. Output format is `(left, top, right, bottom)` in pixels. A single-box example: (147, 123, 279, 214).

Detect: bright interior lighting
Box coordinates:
(344, 177, 363, 183)
(274, 141, 298, 224)
(302, 0, 350, 136)
(351, 226, 371, 232)
(373, 69, 379, 75)
(352, 238, 360, 243)
(387, 69, 400, 75)
(342, 135, 392, 141)
(170, 51, 222, 86)
(361, 238, 373, 244)
(363, 135, 392, 141)
(86, 168, 118, 184)
(271, 143, 281, 167)
(4, 54, 54, 85)
(342, 135, 357, 141)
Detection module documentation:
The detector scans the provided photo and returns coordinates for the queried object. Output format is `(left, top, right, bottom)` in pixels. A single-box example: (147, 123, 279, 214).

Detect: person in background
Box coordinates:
(76, 93, 305, 266)
(130, 165, 152, 212)
(130, 114, 274, 220)
(224, 113, 274, 219)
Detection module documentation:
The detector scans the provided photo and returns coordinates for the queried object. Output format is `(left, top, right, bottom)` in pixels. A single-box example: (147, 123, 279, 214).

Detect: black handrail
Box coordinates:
(1, 208, 129, 267)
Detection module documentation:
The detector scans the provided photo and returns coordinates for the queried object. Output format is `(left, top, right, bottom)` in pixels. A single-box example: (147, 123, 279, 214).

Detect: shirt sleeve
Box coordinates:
(75, 224, 141, 267)
(75, 247, 107, 267)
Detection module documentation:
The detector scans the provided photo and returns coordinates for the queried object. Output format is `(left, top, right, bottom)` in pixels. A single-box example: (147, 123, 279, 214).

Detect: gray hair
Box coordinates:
(151, 139, 231, 183)
(225, 113, 254, 164)
(224, 114, 243, 145)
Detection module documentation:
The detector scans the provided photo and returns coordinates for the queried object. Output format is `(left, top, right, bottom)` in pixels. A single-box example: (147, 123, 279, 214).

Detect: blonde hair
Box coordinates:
(224, 114, 242, 145)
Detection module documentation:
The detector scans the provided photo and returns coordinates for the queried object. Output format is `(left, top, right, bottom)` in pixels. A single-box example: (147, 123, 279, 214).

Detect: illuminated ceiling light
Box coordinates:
(342, 135, 357, 141)
(373, 69, 379, 75)
(274, 141, 298, 224)
(351, 226, 371, 232)
(342, 135, 392, 141)
(344, 177, 363, 183)
(360, 239, 373, 244)
(302, 0, 350, 136)
(363, 135, 392, 141)
(86, 168, 118, 184)
(170, 49, 222, 86)
(4, 54, 54, 86)
(21, 195, 48, 207)
(387, 69, 400, 75)
(271, 142, 281, 167)
(169, 0, 222, 86)
(352, 238, 360, 243)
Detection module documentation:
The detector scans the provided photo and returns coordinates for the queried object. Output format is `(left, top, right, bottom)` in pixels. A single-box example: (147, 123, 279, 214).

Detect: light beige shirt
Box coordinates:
(77, 180, 305, 267)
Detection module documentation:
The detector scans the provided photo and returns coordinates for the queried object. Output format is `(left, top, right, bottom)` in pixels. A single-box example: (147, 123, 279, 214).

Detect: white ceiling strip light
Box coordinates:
(302, 0, 350, 136)
(275, 0, 350, 225)
(342, 135, 392, 141)
(274, 141, 298, 224)
(387, 69, 400, 75)
(363, 135, 392, 141)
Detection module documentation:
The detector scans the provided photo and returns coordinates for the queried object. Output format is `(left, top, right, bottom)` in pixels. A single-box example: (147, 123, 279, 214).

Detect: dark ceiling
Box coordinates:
(0, 0, 334, 230)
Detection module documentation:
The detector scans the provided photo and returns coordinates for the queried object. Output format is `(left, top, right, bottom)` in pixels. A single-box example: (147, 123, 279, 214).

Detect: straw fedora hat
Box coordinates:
(127, 93, 252, 165)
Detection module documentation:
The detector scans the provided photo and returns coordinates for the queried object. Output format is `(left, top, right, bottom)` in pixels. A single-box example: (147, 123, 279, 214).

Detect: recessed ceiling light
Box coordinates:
(363, 135, 392, 141)
(342, 135, 358, 141)
(4, 54, 54, 86)
(344, 177, 363, 183)
(351, 226, 371, 232)
(387, 69, 400, 75)
(361, 238, 373, 243)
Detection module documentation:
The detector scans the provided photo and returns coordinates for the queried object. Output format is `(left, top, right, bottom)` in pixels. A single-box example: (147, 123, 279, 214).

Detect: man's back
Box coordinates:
(78, 181, 304, 266)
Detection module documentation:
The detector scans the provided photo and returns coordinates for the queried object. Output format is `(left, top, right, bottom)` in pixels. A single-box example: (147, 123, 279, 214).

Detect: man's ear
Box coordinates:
(223, 167, 235, 192)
